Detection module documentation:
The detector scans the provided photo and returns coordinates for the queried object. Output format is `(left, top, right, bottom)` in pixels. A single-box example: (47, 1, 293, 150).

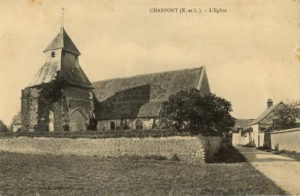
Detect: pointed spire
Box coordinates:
(43, 28, 81, 55)
(61, 7, 65, 29)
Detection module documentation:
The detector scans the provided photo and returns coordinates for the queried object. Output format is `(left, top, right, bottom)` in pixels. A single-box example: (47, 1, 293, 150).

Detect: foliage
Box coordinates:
(159, 88, 235, 136)
(0, 120, 9, 132)
(0, 129, 191, 139)
(272, 102, 300, 130)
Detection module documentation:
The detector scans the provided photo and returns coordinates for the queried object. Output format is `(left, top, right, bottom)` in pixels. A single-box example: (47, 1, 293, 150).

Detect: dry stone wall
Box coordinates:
(0, 136, 222, 164)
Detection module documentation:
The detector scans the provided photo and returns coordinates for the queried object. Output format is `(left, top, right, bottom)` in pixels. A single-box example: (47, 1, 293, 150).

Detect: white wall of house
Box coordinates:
(232, 132, 250, 146)
(250, 124, 265, 147)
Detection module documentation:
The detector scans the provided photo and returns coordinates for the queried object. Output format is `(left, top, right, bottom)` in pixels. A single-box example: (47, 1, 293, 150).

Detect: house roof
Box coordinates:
(44, 28, 81, 55)
(234, 118, 253, 129)
(93, 67, 208, 119)
(250, 102, 284, 126)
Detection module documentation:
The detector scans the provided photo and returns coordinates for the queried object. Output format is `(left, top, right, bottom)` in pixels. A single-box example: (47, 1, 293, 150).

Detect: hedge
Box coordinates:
(0, 129, 192, 139)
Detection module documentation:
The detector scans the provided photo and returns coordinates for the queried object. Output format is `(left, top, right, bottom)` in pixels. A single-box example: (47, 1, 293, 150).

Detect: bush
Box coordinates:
(0, 120, 9, 132)
(159, 89, 235, 136)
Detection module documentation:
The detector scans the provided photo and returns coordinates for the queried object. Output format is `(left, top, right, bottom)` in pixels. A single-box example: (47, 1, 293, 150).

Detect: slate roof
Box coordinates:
(44, 28, 80, 55)
(28, 28, 92, 88)
(60, 54, 92, 88)
(93, 67, 208, 119)
(28, 62, 60, 87)
(250, 102, 284, 126)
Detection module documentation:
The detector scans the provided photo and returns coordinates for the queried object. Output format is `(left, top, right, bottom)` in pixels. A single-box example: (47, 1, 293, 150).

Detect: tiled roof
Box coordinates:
(250, 102, 284, 126)
(93, 67, 209, 119)
(93, 67, 203, 102)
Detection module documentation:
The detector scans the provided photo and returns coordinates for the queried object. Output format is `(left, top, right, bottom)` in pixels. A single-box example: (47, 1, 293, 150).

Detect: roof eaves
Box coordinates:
(249, 102, 283, 126)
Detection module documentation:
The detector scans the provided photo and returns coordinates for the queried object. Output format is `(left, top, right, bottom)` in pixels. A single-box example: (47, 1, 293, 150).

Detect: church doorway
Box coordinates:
(69, 110, 87, 132)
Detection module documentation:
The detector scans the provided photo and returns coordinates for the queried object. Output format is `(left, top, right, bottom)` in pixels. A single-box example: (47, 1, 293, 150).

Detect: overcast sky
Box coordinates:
(0, 0, 299, 125)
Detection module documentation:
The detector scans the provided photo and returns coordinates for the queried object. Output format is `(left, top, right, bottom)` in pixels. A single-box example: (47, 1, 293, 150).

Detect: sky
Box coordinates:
(0, 0, 299, 125)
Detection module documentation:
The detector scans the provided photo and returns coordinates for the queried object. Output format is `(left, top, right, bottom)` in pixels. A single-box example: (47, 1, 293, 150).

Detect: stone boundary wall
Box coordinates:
(269, 128, 300, 152)
(0, 136, 222, 164)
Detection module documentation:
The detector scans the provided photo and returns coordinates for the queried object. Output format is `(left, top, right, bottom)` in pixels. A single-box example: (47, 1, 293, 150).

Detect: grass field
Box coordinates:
(0, 148, 285, 196)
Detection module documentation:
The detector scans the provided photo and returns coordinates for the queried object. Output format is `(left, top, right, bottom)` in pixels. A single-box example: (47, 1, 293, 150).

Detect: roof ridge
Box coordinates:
(249, 101, 284, 126)
(43, 27, 80, 55)
(61, 27, 65, 47)
(93, 66, 204, 84)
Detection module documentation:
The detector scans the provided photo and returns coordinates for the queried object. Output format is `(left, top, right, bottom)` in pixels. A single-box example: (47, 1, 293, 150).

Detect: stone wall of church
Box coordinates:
(21, 87, 42, 132)
(63, 87, 94, 119)
(21, 84, 94, 132)
(96, 118, 159, 131)
(63, 86, 94, 131)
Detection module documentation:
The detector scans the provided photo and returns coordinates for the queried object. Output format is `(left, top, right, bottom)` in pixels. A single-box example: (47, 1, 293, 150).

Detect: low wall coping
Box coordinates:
(269, 128, 300, 134)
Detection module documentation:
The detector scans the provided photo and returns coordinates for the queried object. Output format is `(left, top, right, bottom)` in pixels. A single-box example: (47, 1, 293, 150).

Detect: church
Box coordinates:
(19, 27, 211, 132)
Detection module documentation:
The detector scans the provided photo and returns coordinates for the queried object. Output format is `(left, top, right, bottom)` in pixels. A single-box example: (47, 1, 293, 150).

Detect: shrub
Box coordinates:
(171, 153, 180, 161)
(159, 89, 235, 136)
(144, 155, 168, 160)
(0, 120, 9, 132)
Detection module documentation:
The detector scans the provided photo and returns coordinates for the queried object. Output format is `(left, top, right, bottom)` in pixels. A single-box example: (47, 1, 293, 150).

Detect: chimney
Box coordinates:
(267, 98, 273, 108)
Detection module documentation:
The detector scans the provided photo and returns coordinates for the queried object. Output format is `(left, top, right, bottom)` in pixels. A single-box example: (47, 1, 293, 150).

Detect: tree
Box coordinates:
(273, 102, 300, 130)
(0, 120, 9, 132)
(159, 88, 235, 136)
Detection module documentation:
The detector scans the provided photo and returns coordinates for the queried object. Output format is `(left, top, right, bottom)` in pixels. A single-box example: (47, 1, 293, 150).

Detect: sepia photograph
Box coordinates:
(0, 0, 300, 195)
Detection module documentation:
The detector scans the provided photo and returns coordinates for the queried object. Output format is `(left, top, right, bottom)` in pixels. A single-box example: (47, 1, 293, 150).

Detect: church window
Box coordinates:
(110, 121, 115, 131)
(135, 119, 143, 129)
(51, 51, 55, 58)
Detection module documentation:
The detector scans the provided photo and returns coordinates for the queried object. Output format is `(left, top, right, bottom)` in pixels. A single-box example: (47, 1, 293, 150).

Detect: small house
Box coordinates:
(249, 99, 284, 147)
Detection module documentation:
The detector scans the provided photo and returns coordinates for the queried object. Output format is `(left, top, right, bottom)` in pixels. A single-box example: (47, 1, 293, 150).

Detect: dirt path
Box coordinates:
(237, 146, 300, 195)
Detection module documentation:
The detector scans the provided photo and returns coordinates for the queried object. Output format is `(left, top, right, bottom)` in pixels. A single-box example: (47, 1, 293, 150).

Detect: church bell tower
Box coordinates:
(21, 25, 94, 132)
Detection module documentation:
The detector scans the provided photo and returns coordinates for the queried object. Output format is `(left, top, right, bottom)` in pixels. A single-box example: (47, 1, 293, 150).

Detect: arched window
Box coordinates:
(121, 119, 129, 130)
(51, 51, 55, 58)
(110, 121, 115, 131)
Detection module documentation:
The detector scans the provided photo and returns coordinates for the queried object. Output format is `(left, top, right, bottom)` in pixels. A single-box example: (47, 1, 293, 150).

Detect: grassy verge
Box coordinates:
(277, 150, 300, 161)
(0, 151, 285, 195)
(257, 146, 300, 161)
